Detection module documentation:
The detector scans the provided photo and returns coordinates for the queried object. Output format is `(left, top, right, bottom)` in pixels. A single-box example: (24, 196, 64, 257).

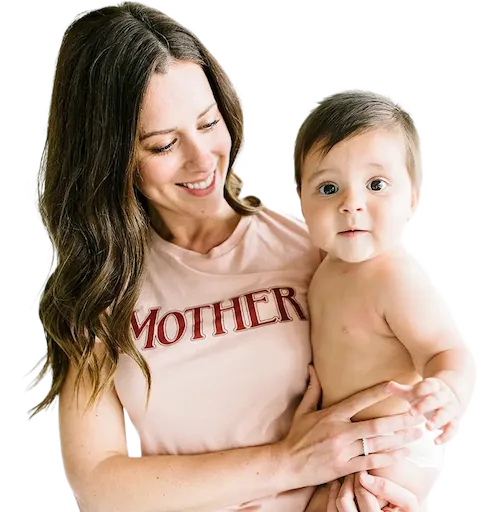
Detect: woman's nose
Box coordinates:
(185, 138, 213, 173)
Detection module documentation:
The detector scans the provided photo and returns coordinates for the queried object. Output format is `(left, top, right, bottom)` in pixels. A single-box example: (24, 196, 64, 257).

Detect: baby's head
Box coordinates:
(294, 91, 421, 263)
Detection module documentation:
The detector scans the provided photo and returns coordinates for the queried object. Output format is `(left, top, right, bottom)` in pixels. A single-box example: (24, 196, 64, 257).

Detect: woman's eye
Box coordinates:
(367, 178, 389, 191)
(201, 118, 220, 130)
(151, 119, 220, 155)
(152, 139, 177, 154)
(318, 183, 339, 195)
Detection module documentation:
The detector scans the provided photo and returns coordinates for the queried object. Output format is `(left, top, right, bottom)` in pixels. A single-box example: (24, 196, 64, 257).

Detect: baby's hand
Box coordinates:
(386, 378, 461, 444)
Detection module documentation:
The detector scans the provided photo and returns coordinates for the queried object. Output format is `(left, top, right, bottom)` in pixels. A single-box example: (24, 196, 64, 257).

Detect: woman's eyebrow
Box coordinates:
(139, 102, 217, 141)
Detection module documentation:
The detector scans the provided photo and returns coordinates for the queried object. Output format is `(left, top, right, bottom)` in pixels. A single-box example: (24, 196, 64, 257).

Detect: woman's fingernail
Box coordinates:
(360, 472, 374, 484)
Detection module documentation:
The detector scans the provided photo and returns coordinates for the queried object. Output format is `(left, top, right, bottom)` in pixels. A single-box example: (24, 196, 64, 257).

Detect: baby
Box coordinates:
(294, 91, 475, 506)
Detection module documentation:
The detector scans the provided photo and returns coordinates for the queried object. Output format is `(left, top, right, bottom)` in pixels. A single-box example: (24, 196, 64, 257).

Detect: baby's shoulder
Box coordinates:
(369, 249, 430, 293)
(366, 251, 432, 283)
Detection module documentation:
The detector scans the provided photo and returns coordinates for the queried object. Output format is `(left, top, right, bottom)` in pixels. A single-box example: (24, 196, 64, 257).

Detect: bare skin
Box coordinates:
(60, 350, 422, 511)
(300, 129, 475, 508)
(308, 251, 443, 506)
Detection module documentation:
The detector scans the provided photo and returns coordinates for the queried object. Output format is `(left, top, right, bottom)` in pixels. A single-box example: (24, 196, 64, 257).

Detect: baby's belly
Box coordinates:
(313, 339, 421, 421)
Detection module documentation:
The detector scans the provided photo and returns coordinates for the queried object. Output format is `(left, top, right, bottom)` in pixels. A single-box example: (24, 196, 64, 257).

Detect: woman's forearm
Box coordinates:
(77, 443, 288, 512)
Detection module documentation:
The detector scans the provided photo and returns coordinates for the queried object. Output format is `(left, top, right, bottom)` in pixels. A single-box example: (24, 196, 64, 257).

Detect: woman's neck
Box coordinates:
(150, 203, 241, 254)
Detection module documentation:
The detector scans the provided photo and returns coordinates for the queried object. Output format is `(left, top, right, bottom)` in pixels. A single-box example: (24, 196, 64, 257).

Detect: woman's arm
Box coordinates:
(60, 364, 421, 512)
(60, 360, 281, 512)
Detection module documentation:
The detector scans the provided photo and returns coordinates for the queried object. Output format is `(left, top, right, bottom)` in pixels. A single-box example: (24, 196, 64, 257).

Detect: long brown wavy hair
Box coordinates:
(31, 2, 260, 416)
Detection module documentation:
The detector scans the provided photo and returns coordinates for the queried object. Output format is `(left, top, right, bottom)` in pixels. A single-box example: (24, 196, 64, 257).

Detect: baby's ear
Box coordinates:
(410, 187, 419, 214)
(296, 186, 301, 198)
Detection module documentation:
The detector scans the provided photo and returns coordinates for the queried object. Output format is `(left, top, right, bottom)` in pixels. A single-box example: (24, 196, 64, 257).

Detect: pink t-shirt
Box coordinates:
(114, 207, 321, 511)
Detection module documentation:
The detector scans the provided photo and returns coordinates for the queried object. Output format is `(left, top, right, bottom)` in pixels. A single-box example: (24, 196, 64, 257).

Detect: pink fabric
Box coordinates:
(114, 208, 321, 510)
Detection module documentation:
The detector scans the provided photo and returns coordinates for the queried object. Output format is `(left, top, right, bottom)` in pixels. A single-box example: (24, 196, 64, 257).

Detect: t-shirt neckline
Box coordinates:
(149, 214, 254, 260)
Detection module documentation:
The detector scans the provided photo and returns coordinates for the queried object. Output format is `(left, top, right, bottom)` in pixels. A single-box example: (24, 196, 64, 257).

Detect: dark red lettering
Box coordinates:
(131, 308, 160, 350)
(213, 297, 246, 335)
(184, 305, 212, 340)
(244, 289, 278, 328)
(271, 287, 307, 322)
(157, 311, 186, 345)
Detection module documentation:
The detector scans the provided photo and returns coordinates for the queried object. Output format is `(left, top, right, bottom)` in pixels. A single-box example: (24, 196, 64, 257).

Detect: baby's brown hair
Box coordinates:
(294, 90, 421, 193)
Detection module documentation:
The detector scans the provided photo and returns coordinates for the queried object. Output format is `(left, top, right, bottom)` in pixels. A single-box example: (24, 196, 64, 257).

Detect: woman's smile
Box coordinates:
(176, 170, 217, 196)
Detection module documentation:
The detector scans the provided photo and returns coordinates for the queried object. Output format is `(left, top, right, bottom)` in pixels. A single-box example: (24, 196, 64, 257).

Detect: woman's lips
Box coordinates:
(176, 171, 217, 197)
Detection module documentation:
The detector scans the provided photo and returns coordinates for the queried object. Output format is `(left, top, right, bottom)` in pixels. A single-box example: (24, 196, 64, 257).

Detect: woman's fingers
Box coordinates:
(294, 365, 322, 417)
(336, 474, 358, 512)
(359, 471, 419, 512)
(349, 447, 409, 474)
(350, 426, 423, 458)
(326, 480, 341, 512)
(353, 472, 385, 511)
(332, 383, 392, 419)
(351, 412, 424, 441)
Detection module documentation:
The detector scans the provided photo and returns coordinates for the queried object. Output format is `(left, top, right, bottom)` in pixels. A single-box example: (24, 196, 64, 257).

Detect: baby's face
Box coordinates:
(300, 128, 417, 263)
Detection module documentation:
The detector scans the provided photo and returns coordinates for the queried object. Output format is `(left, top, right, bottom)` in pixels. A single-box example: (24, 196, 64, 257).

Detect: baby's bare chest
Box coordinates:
(308, 266, 418, 415)
(308, 267, 391, 344)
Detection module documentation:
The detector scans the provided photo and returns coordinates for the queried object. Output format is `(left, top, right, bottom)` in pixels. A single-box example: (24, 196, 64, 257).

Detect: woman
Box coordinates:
(33, 3, 422, 510)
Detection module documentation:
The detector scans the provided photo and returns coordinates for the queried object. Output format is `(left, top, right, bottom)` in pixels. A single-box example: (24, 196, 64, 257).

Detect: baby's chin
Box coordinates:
(325, 248, 378, 264)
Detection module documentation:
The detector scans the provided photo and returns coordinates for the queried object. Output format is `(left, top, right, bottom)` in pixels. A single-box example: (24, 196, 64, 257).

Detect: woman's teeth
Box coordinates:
(181, 172, 215, 190)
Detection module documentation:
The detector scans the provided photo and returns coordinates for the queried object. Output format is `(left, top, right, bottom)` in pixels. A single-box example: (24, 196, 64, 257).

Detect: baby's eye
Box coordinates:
(319, 183, 339, 195)
(367, 178, 389, 192)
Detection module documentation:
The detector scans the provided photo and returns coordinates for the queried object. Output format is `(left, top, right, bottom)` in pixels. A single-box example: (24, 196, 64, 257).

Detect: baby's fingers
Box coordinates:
(387, 379, 439, 403)
(385, 381, 417, 401)
(434, 421, 459, 444)
(410, 395, 443, 417)
(427, 405, 459, 430)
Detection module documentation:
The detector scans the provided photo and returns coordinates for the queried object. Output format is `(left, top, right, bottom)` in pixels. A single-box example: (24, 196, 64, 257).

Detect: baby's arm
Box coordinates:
(379, 253, 475, 443)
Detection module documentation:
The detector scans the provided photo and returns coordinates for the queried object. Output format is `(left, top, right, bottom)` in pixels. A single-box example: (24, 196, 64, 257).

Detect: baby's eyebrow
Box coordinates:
(306, 167, 336, 183)
(366, 162, 386, 169)
(307, 161, 388, 180)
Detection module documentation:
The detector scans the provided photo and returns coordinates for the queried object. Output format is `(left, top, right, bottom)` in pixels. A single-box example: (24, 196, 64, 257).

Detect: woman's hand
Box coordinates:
(357, 472, 419, 512)
(274, 366, 424, 491)
(326, 472, 420, 512)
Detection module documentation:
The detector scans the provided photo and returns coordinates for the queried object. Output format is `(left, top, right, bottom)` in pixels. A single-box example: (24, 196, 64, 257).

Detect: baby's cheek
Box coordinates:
(309, 218, 333, 251)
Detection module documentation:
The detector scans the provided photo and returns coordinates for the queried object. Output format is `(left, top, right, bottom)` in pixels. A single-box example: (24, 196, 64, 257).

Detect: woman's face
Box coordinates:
(136, 60, 232, 222)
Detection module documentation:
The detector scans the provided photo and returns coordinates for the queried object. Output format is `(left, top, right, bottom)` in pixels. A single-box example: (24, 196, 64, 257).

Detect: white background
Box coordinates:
(23, 2, 496, 512)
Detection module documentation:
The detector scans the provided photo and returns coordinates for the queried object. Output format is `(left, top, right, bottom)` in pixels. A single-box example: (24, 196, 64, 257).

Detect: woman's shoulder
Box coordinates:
(253, 206, 311, 242)
(249, 205, 321, 268)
